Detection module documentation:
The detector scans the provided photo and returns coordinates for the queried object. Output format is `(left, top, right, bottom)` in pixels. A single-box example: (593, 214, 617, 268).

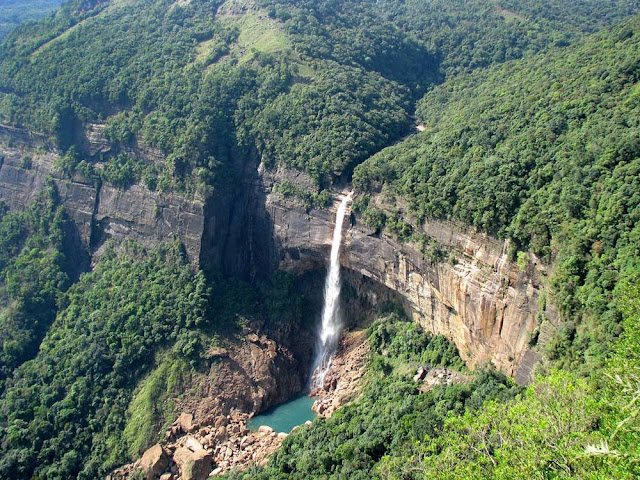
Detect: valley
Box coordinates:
(0, 0, 639, 479)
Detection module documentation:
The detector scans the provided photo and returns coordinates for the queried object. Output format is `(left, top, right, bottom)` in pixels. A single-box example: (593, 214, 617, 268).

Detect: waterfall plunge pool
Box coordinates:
(247, 394, 316, 433)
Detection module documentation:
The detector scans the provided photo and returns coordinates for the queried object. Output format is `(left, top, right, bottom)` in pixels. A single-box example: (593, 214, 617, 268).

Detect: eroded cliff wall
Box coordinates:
(0, 126, 204, 265)
(255, 168, 551, 384)
(0, 125, 548, 382)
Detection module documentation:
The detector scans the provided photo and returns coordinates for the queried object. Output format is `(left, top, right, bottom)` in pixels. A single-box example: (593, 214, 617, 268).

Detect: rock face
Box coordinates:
(181, 334, 305, 425)
(346, 217, 548, 382)
(312, 329, 370, 417)
(0, 124, 550, 382)
(252, 169, 552, 383)
(0, 132, 204, 265)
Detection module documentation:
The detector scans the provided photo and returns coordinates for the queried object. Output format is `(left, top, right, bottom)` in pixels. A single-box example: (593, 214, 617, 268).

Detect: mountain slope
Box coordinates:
(0, 0, 636, 191)
(354, 15, 640, 371)
(0, 1, 639, 479)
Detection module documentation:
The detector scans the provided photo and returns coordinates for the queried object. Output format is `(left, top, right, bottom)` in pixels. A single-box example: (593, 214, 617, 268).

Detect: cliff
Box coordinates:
(0, 125, 204, 266)
(0, 126, 548, 383)
(254, 168, 553, 383)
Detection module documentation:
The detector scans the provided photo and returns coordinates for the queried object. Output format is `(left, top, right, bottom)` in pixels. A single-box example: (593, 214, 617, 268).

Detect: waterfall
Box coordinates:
(311, 191, 353, 390)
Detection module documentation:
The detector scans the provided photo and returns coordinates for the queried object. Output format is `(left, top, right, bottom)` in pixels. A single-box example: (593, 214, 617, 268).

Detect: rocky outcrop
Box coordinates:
(416, 367, 468, 392)
(312, 329, 370, 417)
(0, 137, 204, 265)
(254, 170, 552, 383)
(111, 331, 307, 479)
(93, 183, 203, 260)
(181, 333, 304, 425)
(1, 122, 550, 383)
(345, 215, 548, 382)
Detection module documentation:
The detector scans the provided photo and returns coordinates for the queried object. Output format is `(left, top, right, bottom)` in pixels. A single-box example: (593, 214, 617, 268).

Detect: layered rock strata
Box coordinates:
(0, 132, 204, 265)
(257, 178, 551, 383)
(0, 125, 549, 382)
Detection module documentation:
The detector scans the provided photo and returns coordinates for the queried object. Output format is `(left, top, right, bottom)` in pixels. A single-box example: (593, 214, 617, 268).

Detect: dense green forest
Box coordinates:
(354, 16, 640, 372)
(0, 0, 636, 189)
(223, 295, 640, 478)
(0, 184, 71, 391)
(0, 236, 210, 478)
(0, 0, 63, 40)
(0, 0, 639, 478)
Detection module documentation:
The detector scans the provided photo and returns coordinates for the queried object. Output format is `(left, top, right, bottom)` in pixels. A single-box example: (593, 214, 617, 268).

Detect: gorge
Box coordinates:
(0, 124, 545, 383)
(1, 1, 639, 478)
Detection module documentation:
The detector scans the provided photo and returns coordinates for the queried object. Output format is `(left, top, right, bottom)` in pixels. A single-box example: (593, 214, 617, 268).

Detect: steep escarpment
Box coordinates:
(0, 118, 547, 384)
(0, 126, 205, 266)
(255, 174, 549, 383)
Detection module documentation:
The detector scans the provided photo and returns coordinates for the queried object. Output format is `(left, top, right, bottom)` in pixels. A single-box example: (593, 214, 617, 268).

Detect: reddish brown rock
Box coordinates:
(175, 412, 195, 433)
(139, 444, 169, 480)
(173, 438, 213, 480)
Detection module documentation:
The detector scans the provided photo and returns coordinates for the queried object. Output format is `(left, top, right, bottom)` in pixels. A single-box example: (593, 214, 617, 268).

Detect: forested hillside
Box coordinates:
(354, 16, 640, 372)
(0, 0, 639, 479)
(0, 0, 636, 190)
(0, 0, 63, 40)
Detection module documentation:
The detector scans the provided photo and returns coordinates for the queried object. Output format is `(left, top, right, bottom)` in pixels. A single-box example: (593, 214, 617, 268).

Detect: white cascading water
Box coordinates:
(311, 191, 354, 389)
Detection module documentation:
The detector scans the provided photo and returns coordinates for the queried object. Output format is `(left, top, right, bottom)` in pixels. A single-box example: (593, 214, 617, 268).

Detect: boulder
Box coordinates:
(257, 425, 274, 435)
(413, 366, 428, 382)
(173, 437, 213, 480)
(174, 412, 195, 433)
(139, 444, 169, 480)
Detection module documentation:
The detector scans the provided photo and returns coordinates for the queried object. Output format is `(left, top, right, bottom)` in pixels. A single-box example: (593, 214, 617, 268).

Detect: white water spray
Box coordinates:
(312, 191, 353, 389)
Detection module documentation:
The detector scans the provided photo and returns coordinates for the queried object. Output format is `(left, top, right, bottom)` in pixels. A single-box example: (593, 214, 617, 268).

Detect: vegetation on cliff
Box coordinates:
(0, 240, 212, 479)
(224, 313, 519, 480)
(223, 290, 640, 480)
(0, 0, 636, 191)
(0, 185, 71, 391)
(354, 16, 640, 372)
(0, 211, 312, 479)
(0, 0, 639, 479)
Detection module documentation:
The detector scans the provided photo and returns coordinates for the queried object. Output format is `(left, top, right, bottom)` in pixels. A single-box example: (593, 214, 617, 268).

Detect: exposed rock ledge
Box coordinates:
(0, 123, 551, 383)
(260, 184, 554, 384)
(0, 140, 204, 265)
(312, 329, 370, 418)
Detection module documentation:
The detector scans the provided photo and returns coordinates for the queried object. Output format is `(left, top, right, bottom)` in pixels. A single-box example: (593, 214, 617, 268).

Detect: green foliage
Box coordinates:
(264, 271, 306, 328)
(224, 280, 640, 480)
(361, 206, 386, 232)
(377, 278, 640, 479)
(274, 180, 332, 209)
(354, 17, 640, 370)
(246, 63, 411, 183)
(368, 314, 467, 371)
(101, 153, 142, 189)
(53, 145, 81, 177)
(0, 181, 71, 391)
(1, 0, 634, 193)
(389, 371, 600, 479)
(223, 313, 514, 480)
(124, 354, 189, 458)
(0, 2, 639, 479)
(0, 241, 210, 479)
